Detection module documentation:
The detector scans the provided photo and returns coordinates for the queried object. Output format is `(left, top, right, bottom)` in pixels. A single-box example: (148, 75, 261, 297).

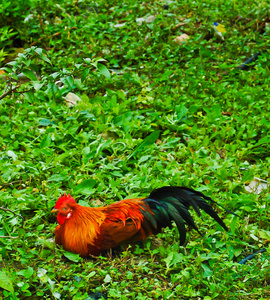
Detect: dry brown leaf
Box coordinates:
(173, 34, 190, 44)
(174, 23, 186, 28)
(221, 111, 232, 116)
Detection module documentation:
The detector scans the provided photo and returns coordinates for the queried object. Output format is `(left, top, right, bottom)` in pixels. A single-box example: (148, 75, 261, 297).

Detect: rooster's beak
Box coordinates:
(51, 209, 58, 213)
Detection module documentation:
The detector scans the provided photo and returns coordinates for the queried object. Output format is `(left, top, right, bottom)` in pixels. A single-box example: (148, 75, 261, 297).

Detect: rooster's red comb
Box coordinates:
(55, 194, 76, 209)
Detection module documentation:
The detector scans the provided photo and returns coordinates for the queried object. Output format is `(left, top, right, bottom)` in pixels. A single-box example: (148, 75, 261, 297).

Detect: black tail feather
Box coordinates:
(144, 186, 236, 245)
(160, 196, 201, 233)
(182, 187, 239, 217)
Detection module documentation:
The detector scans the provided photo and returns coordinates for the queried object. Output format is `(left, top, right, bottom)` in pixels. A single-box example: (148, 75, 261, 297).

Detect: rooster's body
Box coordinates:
(52, 186, 230, 257)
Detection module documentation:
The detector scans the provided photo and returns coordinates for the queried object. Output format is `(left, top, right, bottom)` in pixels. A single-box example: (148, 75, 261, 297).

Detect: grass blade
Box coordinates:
(127, 130, 160, 160)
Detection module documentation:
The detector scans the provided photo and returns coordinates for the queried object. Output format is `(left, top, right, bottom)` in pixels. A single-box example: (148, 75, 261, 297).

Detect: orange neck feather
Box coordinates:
(55, 204, 105, 257)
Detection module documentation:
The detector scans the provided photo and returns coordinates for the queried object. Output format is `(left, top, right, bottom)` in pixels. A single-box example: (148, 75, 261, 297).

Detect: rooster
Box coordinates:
(51, 186, 233, 257)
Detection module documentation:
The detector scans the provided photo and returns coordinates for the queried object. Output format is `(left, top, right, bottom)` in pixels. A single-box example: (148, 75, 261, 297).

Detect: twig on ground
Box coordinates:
(30, 27, 77, 46)
(0, 206, 24, 220)
(30, 32, 62, 46)
(64, 98, 77, 105)
(0, 85, 20, 100)
(0, 180, 24, 190)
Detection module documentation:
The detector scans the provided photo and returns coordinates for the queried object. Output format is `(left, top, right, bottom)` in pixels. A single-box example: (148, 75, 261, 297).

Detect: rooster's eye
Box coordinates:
(62, 207, 67, 210)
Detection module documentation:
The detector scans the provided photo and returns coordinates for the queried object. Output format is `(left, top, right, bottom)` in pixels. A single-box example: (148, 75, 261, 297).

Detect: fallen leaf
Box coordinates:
(174, 23, 186, 28)
(64, 92, 82, 106)
(92, 199, 103, 207)
(245, 177, 268, 194)
(174, 34, 190, 44)
(145, 15, 156, 23)
(221, 111, 232, 116)
(136, 17, 145, 26)
(114, 23, 126, 28)
(136, 15, 156, 25)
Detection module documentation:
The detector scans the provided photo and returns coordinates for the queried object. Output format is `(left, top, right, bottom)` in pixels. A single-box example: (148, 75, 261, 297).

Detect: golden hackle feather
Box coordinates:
(55, 204, 106, 256)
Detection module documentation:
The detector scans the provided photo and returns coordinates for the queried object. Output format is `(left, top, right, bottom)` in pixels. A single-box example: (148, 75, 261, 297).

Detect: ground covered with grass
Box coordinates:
(0, 0, 269, 299)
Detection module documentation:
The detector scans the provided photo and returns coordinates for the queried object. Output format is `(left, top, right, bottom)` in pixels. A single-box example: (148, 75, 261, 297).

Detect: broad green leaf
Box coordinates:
(94, 58, 107, 63)
(81, 68, 90, 82)
(0, 271, 14, 294)
(242, 168, 254, 182)
(78, 200, 91, 207)
(97, 63, 111, 80)
(233, 248, 243, 257)
(17, 267, 34, 279)
(88, 271, 96, 278)
(92, 57, 107, 67)
(75, 63, 83, 69)
(47, 82, 60, 99)
(34, 48, 43, 55)
(36, 224, 45, 231)
(75, 179, 96, 194)
(53, 292, 61, 299)
(164, 252, 184, 269)
(1, 66, 12, 73)
(175, 103, 188, 121)
(104, 274, 112, 283)
(24, 90, 35, 102)
(202, 264, 213, 278)
(62, 76, 74, 89)
(32, 81, 44, 91)
(258, 230, 270, 240)
(38, 118, 51, 126)
(51, 72, 60, 79)
(246, 136, 270, 155)
(22, 69, 37, 81)
(63, 251, 81, 262)
(7, 150, 17, 161)
(128, 130, 160, 160)
(164, 252, 174, 269)
(37, 237, 54, 250)
(138, 155, 152, 163)
(84, 58, 92, 64)
(40, 134, 52, 148)
(6, 61, 18, 67)
(47, 173, 68, 182)
(40, 54, 51, 65)
(230, 215, 238, 236)
(78, 110, 95, 120)
(37, 268, 47, 283)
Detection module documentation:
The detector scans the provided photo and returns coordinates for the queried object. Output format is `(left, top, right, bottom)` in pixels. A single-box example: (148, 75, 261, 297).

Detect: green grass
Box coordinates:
(0, 0, 269, 299)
